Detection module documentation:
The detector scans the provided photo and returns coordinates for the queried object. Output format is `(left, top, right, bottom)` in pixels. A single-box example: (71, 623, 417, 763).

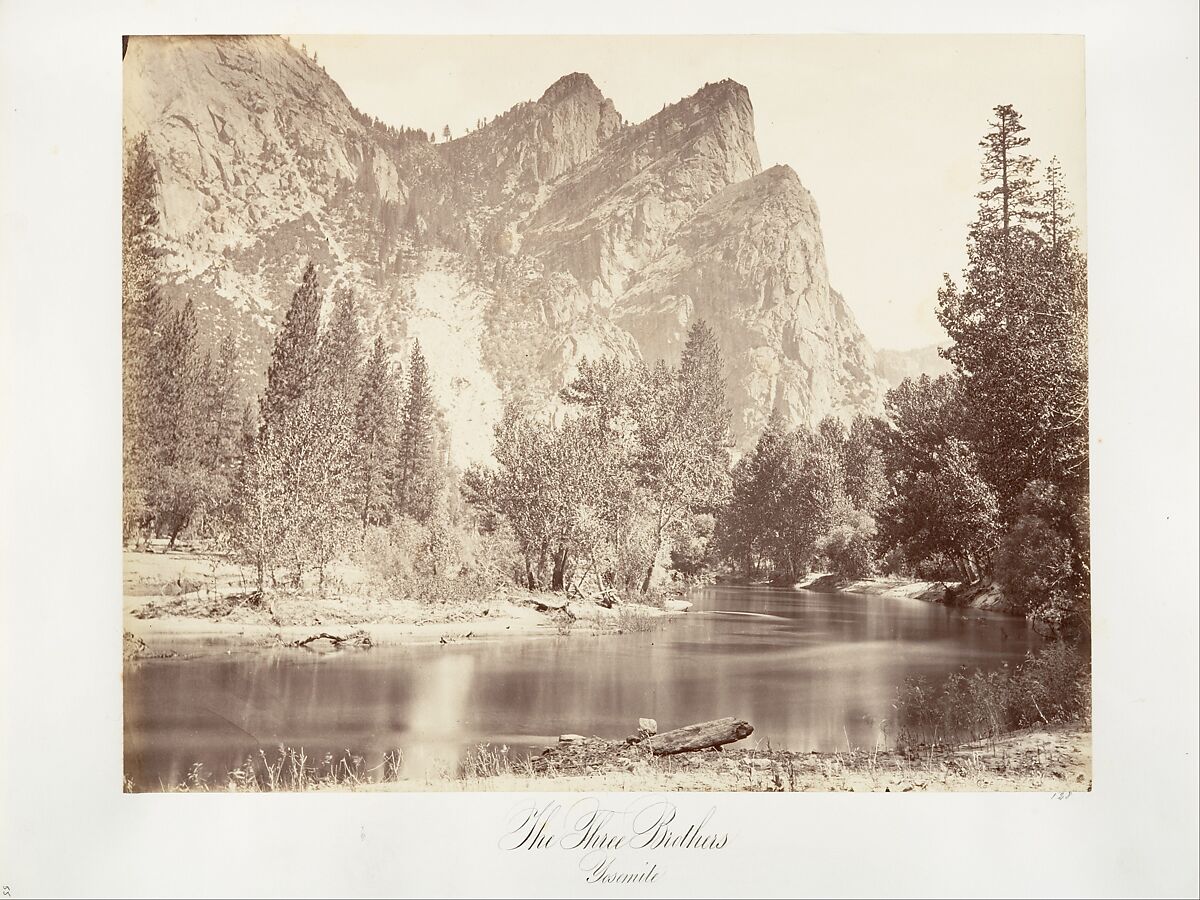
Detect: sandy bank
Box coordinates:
(793, 572, 1021, 614)
(123, 549, 684, 653)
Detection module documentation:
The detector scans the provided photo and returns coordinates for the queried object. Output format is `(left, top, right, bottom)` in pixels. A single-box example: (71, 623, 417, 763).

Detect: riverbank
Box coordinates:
(155, 723, 1091, 793)
(123, 549, 685, 653)
(793, 572, 1020, 614)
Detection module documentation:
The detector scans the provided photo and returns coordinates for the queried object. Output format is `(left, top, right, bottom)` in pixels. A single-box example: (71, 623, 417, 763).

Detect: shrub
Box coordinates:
(892, 643, 1090, 745)
(816, 510, 878, 578)
(914, 552, 963, 582)
(356, 516, 512, 606)
(995, 482, 1074, 614)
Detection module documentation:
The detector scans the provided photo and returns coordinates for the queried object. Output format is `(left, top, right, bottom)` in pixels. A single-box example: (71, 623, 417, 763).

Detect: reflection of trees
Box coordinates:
(126, 588, 1044, 787)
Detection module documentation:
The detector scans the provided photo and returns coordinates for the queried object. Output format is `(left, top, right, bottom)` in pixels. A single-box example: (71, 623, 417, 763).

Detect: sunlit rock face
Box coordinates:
(614, 164, 884, 447)
(126, 35, 886, 462)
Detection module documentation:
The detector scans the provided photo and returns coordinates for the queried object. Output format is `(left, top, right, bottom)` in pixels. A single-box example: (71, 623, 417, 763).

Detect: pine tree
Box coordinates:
(197, 333, 243, 531)
(394, 340, 441, 521)
(315, 289, 365, 424)
(147, 298, 205, 544)
(717, 409, 790, 576)
(261, 262, 323, 430)
(938, 117, 1087, 513)
(231, 265, 361, 589)
(122, 135, 167, 541)
(1037, 156, 1076, 252)
(354, 336, 401, 534)
(975, 103, 1039, 238)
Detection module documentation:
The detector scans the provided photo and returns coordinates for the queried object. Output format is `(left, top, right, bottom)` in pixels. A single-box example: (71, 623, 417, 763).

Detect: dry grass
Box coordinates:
(159, 745, 409, 792)
(136, 724, 1090, 794)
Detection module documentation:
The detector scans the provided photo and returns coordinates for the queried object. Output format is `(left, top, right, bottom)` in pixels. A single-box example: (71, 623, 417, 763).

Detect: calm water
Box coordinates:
(123, 584, 1038, 789)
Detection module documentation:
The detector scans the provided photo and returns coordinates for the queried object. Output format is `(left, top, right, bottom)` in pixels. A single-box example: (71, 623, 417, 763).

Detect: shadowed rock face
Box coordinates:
(125, 35, 886, 462)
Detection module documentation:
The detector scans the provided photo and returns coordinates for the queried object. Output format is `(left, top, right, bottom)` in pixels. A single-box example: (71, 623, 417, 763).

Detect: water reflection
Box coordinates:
(123, 585, 1039, 789)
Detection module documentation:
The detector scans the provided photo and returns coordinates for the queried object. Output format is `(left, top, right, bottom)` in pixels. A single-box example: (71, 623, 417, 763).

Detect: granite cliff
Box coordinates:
(124, 35, 890, 461)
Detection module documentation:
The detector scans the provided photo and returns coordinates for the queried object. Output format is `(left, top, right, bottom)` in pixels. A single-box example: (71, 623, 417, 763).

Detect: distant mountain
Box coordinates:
(123, 35, 890, 462)
(875, 344, 953, 389)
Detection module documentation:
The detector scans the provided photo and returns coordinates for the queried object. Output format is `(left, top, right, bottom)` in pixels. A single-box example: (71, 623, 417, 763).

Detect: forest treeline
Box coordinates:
(123, 138, 453, 593)
(716, 104, 1089, 634)
(122, 103, 1088, 635)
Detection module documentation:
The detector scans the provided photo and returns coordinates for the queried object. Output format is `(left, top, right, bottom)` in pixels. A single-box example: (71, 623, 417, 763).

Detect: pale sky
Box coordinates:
(294, 34, 1086, 351)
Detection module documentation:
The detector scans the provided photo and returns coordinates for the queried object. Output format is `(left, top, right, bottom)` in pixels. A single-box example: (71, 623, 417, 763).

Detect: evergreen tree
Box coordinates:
(1036, 156, 1076, 253)
(394, 341, 441, 521)
(938, 113, 1088, 515)
(122, 135, 167, 541)
(261, 262, 323, 429)
(231, 265, 359, 589)
(196, 333, 243, 531)
(975, 103, 1039, 238)
(354, 336, 401, 534)
(145, 298, 202, 544)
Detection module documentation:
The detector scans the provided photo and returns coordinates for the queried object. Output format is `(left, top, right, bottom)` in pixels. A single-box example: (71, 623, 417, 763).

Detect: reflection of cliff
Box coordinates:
(394, 652, 475, 777)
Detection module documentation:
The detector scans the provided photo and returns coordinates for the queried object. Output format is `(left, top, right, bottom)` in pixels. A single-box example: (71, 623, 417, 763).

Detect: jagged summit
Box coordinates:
(125, 35, 886, 462)
(695, 77, 751, 101)
(538, 72, 602, 104)
(760, 163, 801, 183)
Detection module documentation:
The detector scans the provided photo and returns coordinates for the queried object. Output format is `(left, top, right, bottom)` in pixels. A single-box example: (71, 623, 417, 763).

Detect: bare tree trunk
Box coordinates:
(551, 547, 568, 592)
(641, 530, 662, 593)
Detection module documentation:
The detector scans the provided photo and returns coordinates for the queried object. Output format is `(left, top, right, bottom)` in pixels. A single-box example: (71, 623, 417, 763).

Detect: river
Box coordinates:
(123, 584, 1039, 790)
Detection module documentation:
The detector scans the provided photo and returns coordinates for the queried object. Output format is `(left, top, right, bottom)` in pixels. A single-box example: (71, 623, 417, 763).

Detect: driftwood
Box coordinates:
(628, 717, 755, 756)
(289, 630, 373, 649)
(566, 584, 622, 608)
(532, 595, 570, 612)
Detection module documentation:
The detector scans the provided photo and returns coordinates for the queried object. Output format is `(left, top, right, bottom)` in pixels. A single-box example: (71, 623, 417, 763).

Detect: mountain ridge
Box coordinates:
(124, 35, 889, 462)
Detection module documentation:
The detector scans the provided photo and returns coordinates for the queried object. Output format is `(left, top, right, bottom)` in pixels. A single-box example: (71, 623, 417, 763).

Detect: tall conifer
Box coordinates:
(394, 341, 440, 521)
(354, 336, 401, 533)
(261, 262, 323, 429)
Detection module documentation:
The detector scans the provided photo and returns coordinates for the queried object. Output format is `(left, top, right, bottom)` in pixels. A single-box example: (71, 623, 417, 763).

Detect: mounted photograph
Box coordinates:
(121, 34, 1091, 793)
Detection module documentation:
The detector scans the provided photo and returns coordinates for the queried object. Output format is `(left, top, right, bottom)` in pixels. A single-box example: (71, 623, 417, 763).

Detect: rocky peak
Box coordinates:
(687, 164, 815, 231)
(538, 72, 602, 105)
(519, 79, 761, 299)
(440, 72, 622, 207)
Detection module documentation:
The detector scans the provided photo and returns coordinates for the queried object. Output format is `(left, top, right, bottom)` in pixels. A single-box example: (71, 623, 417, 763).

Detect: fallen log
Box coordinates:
(289, 630, 373, 649)
(634, 717, 754, 756)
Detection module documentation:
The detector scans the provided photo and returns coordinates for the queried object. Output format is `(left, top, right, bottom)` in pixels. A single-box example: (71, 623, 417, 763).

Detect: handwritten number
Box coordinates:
(3, 884, 12, 897)
(1051, 792, 1070, 800)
